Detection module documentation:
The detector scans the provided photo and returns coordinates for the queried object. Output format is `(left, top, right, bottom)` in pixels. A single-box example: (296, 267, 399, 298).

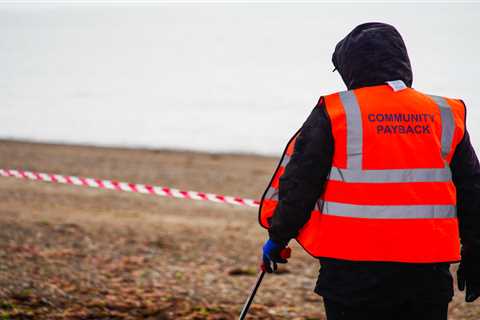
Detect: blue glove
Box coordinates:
(262, 239, 289, 273)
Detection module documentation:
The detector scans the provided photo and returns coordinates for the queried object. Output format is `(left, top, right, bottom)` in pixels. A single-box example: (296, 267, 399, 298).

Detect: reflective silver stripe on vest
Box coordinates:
(339, 91, 363, 169)
(322, 201, 456, 219)
(329, 166, 452, 183)
(280, 155, 291, 168)
(429, 95, 455, 159)
(314, 199, 325, 212)
(264, 186, 279, 200)
(263, 155, 292, 200)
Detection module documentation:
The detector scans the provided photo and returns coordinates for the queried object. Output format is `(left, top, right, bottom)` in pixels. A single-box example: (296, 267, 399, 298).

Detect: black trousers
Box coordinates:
(324, 298, 449, 320)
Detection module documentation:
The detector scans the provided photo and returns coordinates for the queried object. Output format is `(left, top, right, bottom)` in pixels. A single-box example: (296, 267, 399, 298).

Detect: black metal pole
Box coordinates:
(238, 270, 266, 320)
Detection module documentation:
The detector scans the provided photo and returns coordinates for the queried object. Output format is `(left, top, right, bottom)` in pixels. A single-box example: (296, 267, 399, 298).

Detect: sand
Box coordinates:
(0, 140, 477, 319)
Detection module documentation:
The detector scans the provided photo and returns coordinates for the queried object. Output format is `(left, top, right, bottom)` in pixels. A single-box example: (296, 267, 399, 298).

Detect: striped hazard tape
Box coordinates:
(0, 169, 260, 208)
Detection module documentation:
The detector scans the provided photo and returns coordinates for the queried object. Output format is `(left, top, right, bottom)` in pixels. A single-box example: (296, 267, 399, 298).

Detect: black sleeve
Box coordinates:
(450, 128, 480, 256)
(268, 98, 334, 245)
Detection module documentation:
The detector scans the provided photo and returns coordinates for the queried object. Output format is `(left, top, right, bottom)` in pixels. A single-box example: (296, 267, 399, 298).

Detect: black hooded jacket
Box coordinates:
(268, 23, 480, 306)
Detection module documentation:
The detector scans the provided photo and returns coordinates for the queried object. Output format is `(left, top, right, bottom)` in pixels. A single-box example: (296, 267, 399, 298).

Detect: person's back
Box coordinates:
(258, 22, 480, 320)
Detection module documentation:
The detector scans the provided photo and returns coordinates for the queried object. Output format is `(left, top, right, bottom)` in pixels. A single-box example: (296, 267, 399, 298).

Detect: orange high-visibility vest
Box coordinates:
(259, 81, 466, 263)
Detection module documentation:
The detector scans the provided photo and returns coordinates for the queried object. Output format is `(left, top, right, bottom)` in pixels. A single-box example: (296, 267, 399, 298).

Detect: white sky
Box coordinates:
(1, 3, 479, 155)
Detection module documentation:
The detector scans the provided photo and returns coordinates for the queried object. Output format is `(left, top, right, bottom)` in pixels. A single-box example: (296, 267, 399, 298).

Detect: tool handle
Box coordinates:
(261, 263, 267, 272)
(239, 270, 266, 320)
(260, 247, 292, 271)
(280, 247, 291, 259)
(240, 247, 292, 319)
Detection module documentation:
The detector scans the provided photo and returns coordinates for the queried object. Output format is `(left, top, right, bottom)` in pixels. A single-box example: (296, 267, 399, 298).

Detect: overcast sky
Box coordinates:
(1, 3, 479, 154)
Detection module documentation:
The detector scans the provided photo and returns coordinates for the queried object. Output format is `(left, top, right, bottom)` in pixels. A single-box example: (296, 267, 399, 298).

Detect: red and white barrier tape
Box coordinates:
(0, 169, 260, 208)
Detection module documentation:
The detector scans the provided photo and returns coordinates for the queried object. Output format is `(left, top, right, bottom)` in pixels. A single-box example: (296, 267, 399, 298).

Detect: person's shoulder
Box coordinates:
(414, 88, 466, 119)
(413, 88, 464, 104)
(321, 87, 352, 99)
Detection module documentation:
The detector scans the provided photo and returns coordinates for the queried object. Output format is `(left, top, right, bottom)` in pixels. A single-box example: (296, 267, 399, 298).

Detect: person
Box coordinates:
(258, 22, 480, 320)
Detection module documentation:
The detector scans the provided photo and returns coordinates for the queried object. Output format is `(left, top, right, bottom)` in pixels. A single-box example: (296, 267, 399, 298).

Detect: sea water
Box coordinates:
(1, 3, 478, 156)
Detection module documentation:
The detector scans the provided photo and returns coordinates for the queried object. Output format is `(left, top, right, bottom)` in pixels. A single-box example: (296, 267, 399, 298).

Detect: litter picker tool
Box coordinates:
(238, 247, 291, 320)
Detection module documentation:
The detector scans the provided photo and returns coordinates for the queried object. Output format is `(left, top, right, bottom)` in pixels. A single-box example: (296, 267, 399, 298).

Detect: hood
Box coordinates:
(332, 22, 413, 90)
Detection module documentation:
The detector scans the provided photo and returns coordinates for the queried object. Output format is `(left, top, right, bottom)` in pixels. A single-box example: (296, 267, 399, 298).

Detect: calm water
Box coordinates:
(1, 3, 479, 155)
